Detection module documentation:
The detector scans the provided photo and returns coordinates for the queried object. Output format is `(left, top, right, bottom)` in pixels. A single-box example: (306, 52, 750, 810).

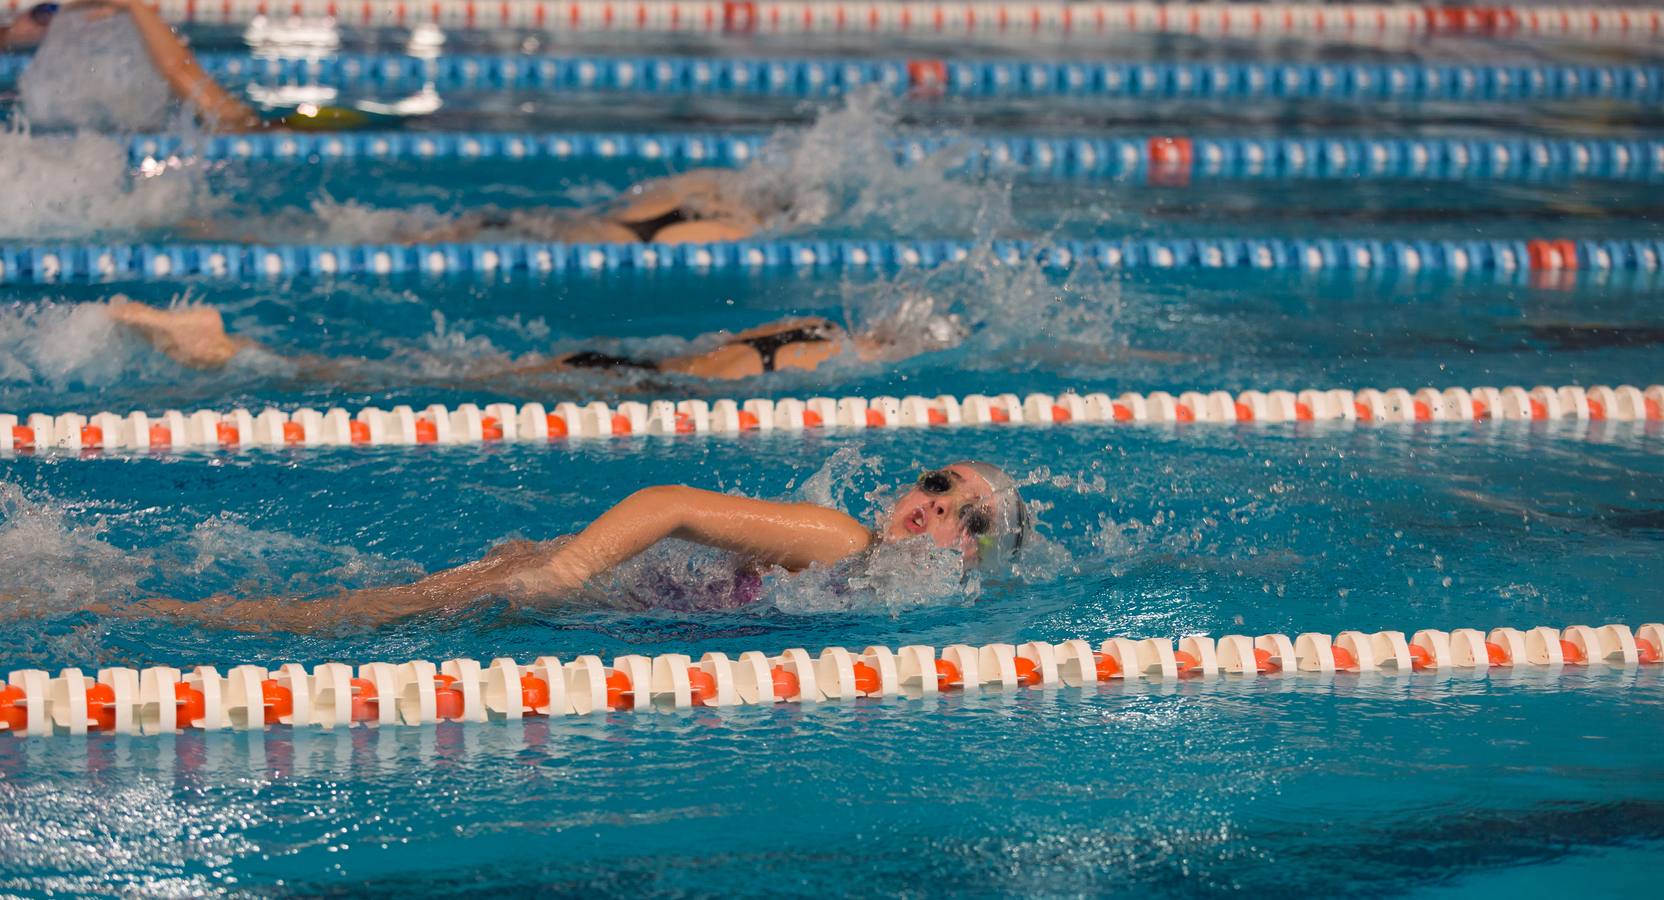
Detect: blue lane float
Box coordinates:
(7, 53, 1661, 104)
(0, 237, 1657, 283)
(128, 130, 1664, 183)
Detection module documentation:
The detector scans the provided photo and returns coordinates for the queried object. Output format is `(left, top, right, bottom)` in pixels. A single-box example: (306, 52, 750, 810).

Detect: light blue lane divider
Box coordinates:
(1, 238, 1658, 283)
(130, 130, 1664, 182)
(7, 53, 1660, 103)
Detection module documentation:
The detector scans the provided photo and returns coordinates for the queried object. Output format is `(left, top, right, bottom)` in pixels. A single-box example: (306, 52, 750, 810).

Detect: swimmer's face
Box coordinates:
(882, 464, 998, 558)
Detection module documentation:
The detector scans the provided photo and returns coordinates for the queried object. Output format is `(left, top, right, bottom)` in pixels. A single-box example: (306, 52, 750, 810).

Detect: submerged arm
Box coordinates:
(102, 0, 262, 132)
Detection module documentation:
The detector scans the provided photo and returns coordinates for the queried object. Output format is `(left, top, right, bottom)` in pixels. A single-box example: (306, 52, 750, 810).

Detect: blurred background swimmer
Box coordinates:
(0, 2, 56, 48)
(104, 296, 971, 381)
(112, 462, 1030, 630)
(8, 0, 398, 131)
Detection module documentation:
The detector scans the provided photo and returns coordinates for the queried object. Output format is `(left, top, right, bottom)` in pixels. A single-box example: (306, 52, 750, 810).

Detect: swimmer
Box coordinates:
(14, 2, 791, 242)
(0, 3, 56, 48)
(121, 462, 1029, 631)
(104, 297, 968, 380)
(7, 0, 270, 130)
(182, 169, 789, 245)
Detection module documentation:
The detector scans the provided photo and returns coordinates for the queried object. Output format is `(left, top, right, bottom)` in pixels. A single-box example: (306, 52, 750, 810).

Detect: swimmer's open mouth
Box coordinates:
(905, 508, 927, 534)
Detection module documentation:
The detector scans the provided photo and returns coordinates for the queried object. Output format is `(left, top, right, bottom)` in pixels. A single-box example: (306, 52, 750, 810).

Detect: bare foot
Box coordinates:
(108, 297, 251, 369)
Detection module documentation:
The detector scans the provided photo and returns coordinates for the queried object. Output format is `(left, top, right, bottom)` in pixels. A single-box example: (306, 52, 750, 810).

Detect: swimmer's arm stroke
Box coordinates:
(120, 487, 871, 631)
(507, 486, 873, 601)
(80, 0, 262, 132)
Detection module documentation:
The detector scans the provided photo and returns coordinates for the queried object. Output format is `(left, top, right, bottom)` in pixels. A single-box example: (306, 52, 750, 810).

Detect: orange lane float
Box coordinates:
(2, 383, 1660, 454)
(4, 622, 1658, 736)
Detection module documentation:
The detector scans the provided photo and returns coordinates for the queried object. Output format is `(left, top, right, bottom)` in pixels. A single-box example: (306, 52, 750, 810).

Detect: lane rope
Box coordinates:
(1, 2, 1657, 42)
(4, 383, 1661, 452)
(7, 52, 1659, 104)
(5, 622, 1660, 736)
(1, 236, 1658, 283)
(128, 130, 1664, 184)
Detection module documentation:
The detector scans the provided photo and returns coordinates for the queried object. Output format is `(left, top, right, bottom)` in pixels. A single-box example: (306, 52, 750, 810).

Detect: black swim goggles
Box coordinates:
(26, 3, 58, 26)
(917, 469, 994, 538)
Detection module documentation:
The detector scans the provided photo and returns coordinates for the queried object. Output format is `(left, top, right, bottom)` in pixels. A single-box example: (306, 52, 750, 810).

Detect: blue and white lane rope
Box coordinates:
(0, 237, 1655, 283)
(129, 131, 1664, 183)
(6, 54, 1659, 104)
(6, 623, 1662, 736)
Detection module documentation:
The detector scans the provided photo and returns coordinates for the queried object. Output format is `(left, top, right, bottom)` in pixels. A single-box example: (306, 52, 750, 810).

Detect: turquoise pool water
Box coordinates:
(1, 9, 1662, 897)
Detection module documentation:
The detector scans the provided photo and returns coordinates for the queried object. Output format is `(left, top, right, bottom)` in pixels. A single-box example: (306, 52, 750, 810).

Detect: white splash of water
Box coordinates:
(308, 197, 455, 243)
(740, 87, 1006, 237)
(16, 8, 175, 131)
(176, 515, 424, 598)
(0, 299, 142, 388)
(0, 482, 148, 620)
(0, 125, 220, 239)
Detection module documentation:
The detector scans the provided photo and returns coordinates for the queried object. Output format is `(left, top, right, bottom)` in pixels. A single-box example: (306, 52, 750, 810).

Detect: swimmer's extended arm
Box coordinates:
(93, 0, 262, 132)
(122, 489, 871, 631)
(508, 486, 873, 601)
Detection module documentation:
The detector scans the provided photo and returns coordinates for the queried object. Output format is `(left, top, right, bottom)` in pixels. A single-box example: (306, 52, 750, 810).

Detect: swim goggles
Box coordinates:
(918, 464, 1028, 568)
(26, 3, 59, 26)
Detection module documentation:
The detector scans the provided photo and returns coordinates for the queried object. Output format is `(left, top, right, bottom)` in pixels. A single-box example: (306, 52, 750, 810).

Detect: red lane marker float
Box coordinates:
(84, 683, 116, 731)
(546, 414, 569, 438)
(10, 426, 34, 450)
(175, 681, 207, 728)
(283, 421, 306, 444)
(215, 422, 239, 446)
(481, 416, 504, 441)
(770, 665, 801, 699)
(736, 410, 759, 431)
(1408, 644, 1432, 671)
(349, 677, 379, 722)
(802, 409, 824, 427)
(605, 668, 633, 710)
(260, 679, 294, 725)
(520, 674, 550, 713)
(1050, 404, 1070, 424)
(906, 58, 947, 94)
(1147, 136, 1193, 186)
(865, 409, 886, 427)
(0, 684, 27, 732)
(414, 419, 438, 444)
(935, 658, 962, 690)
(434, 674, 464, 720)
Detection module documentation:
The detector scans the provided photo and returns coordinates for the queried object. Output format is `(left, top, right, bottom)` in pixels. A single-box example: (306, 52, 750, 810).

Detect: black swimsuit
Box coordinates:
(620, 208, 692, 243)
(564, 320, 843, 373)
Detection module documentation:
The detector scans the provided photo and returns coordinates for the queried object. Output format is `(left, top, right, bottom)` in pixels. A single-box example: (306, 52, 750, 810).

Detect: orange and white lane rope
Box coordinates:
(2, 383, 1661, 452)
(4, 623, 1659, 736)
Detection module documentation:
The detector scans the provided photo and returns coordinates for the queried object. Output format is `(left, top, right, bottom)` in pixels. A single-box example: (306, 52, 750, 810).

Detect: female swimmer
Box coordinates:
(125, 462, 1029, 631)
(105, 297, 967, 380)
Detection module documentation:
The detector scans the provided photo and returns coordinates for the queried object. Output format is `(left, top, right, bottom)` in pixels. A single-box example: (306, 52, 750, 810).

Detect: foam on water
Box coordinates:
(16, 8, 174, 131)
(0, 483, 146, 623)
(738, 87, 999, 237)
(0, 125, 220, 239)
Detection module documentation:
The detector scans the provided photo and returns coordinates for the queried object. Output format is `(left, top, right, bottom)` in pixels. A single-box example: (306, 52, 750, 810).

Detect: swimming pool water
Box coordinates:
(2, 7, 1663, 896)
